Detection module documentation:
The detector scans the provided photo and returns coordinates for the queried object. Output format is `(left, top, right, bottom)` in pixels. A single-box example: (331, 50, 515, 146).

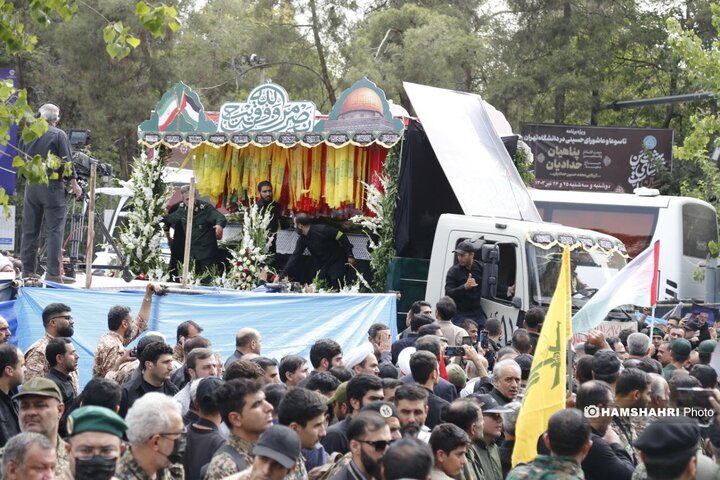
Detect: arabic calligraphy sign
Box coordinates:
(522, 124, 673, 193)
(219, 83, 316, 133)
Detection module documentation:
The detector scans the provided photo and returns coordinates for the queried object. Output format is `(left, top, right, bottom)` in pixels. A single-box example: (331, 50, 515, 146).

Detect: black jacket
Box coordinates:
(321, 416, 351, 455)
(119, 374, 179, 417)
(401, 374, 458, 403)
(445, 260, 484, 314)
(0, 389, 19, 448)
(283, 224, 354, 278)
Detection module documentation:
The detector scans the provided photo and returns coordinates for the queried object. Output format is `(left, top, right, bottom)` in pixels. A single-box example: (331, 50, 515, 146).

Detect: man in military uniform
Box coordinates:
(92, 283, 162, 379)
(163, 184, 227, 275)
(506, 409, 590, 480)
(611, 368, 651, 466)
(205, 379, 274, 479)
(115, 392, 185, 480)
(472, 395, 511, 480)
(632, 417, 704, 480)
(0, 377, 71, 477)
(25, 303, 79, 392)
(222, 425, 302, 480)
(58, 405, 127, 480)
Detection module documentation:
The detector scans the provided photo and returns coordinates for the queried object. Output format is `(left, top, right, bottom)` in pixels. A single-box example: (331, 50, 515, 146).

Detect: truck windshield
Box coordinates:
(527, 243, 626, 310)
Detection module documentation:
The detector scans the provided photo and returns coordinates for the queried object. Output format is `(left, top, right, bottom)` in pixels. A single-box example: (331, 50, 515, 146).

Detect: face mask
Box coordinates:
(166, 434, 187, 464)
(75, 456, 117, 480)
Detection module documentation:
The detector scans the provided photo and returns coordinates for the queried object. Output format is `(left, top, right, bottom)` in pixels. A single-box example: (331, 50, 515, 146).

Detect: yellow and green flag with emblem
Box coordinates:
(512, 246, 572, 466)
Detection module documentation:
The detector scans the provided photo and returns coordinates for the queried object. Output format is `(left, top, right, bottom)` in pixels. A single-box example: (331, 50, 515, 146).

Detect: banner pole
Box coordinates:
(181, 179, 195, 289)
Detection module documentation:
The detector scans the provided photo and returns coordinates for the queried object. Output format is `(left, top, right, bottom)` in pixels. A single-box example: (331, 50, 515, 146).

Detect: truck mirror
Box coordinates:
(511, 296, 522, 309)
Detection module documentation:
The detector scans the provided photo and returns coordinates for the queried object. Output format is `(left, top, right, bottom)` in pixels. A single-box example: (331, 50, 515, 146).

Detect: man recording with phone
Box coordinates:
(20, 104, 82, 283)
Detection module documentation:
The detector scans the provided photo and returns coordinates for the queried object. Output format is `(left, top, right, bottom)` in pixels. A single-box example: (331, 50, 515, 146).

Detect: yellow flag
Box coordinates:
(511, 246, 571, 466)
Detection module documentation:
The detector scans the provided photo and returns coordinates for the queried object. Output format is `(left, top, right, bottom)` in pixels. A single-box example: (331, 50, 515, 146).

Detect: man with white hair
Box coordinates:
(627, 333, 652, 359)
(20, 103, 82, 283)
(114, 392, 185, 479)
(2, 432, 56, 480)
(489, 359, 521, 405)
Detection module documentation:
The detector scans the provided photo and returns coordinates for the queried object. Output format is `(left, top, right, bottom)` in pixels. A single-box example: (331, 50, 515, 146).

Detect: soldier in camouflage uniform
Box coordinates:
(114, 392, 185, 480)
(611, 368, 653, 465)
(222, 425, 302, 480)
(205, 379, 273, 479)
(506, 409, 591, 480)
(24, 303, 79, 392)
(92, 283, 162, 379)
(0, 378, 70, 479)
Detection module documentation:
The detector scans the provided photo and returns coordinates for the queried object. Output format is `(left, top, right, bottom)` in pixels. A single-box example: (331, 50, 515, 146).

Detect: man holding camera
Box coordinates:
(20, 104, 82, 283)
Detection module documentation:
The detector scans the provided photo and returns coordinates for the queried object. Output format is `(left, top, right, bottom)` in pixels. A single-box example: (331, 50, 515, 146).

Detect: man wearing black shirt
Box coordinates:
(45, 337, 78, 436)
(257, 181, 280, 236)
(185, 376, 226, 480)
(0, 344, 23, 447)
(281, 213, 355, 289)
(445, 241, 486, 327)
(119, 341, 178, 417)
(20, 103, 83, 282)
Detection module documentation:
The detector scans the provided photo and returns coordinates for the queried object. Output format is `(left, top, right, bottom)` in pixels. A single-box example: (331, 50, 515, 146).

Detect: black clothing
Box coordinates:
(119, 375, 179, 418)
(19, 125, 76, 180)
(183, 409, 199, 427)
(445, 260, 485, 320)
(489, 387, 514, 406)
(47, 368, 76, 437)
(0, 389, 19, 448)
(258, 199, 280, 235)
(420, 386, 450, 430)
(184, 417, 225, 480)
(400, 374, 458, 403)
(391, 334, 418, 365)
(164, 199, 227, 265)
(321, 415, 352, 455)
(166, 202, 186, 278)
(283, 224, 354, 289)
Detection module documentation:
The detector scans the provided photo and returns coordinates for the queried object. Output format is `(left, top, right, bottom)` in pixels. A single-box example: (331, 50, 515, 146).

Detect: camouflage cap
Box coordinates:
(13, 377, 62, 403)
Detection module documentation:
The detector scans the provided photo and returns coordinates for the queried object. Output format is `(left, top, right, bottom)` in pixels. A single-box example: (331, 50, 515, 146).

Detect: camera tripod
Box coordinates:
(64, 192, 134, 282)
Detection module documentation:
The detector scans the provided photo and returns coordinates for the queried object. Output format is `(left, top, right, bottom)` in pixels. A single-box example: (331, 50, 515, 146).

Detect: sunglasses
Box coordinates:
(357, 439, 395, 452)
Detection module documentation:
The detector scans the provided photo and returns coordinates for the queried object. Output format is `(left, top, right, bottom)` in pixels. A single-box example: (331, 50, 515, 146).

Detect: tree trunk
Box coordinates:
(308, 0, 336, 105)
(119, 137, 130, 180)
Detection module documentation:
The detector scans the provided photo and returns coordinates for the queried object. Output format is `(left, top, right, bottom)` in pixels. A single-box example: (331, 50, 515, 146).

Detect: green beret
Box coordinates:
(67, 406, 127, 438)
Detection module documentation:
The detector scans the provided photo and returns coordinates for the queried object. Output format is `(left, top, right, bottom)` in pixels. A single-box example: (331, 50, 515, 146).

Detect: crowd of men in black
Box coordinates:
(0, 293, 717, 480)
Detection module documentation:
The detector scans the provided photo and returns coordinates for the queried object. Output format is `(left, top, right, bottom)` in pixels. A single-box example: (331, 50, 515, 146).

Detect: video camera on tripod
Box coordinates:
(68, 129, 113, 185)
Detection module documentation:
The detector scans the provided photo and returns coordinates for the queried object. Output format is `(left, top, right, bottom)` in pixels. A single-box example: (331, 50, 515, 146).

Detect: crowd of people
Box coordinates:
(0, 284, 719, 480)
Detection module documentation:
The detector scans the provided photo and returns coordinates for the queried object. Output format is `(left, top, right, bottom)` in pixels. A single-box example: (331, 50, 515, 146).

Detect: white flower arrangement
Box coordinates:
(222, 202, 275, 290)
(117, 150, 171, 280)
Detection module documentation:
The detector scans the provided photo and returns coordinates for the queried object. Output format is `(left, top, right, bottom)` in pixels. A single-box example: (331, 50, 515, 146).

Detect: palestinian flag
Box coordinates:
(157, 93, 180, 131)
(180, 92, 201, 127)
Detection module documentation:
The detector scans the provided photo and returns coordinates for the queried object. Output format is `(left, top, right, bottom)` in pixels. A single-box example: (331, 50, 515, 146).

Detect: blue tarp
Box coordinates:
(14, 288, 397, 389)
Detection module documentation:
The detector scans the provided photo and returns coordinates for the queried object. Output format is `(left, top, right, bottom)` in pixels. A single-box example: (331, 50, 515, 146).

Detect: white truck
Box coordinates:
(423, 214, 627, 338)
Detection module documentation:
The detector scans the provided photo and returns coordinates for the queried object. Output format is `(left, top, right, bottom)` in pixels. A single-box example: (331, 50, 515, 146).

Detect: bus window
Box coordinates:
(683, 203, 719, 258)
(535, 201, 659, 258)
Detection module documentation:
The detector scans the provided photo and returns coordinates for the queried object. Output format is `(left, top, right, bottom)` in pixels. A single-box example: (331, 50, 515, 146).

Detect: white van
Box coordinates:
(529, 188, 719, 300)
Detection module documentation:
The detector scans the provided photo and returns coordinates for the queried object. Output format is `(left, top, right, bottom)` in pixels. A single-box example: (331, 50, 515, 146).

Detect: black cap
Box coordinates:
(362, 401, 399, 419)
(633, 417, 699, 461)
(472, 394, 513, 414)
(252, 425, 301, 469)
(591, 350, 621, 376)
(452, 241, 475, 254)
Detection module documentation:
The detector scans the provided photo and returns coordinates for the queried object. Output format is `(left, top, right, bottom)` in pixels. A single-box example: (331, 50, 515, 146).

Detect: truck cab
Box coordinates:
(425, 214, 627, 338)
